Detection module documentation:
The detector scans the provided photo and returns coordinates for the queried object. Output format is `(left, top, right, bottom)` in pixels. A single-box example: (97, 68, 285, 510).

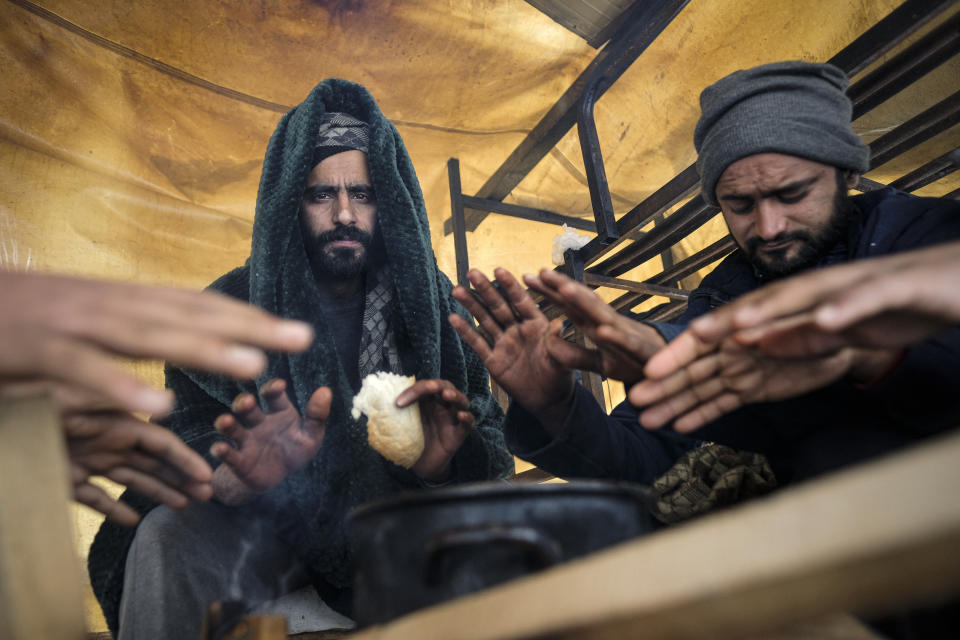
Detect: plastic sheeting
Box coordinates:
(2, 0, 959, 631)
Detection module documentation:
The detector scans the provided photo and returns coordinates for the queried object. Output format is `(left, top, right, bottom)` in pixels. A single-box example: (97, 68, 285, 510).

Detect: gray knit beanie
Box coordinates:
(694, 60, 870, 206)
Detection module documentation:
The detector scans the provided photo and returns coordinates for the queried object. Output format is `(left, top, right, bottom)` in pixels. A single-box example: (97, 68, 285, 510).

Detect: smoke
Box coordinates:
(222, 507, 308, 607)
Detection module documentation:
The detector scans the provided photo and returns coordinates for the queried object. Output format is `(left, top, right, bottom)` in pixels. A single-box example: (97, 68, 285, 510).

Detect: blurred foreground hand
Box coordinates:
(0, 269, 314, 524)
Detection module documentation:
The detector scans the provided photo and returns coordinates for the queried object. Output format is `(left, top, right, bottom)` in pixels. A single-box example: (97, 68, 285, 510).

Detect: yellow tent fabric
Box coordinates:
(2, 0, 958, 631)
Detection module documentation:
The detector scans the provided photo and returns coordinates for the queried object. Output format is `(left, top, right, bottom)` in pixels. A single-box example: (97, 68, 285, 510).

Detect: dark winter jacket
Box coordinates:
(507, 188, 960, 485)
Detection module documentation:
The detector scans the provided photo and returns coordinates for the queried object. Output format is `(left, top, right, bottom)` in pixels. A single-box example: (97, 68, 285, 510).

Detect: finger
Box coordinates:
(737, 317, 849, 358)
(522, 273, 565, 307)
(73, 481, 142, 527)
(32, 338, 175, 416)
(671, 392, 744, 433)
(80, 314, 271, 380)
(259, 378, 294, 414)
(469, 269, 519, 330)
(692, 267, 862, 340)
(813, 280, 915, 332)
(105, 465, 196, 509)
(637, 376, 727, 429)
(497, 270, 551, 325)
(631, 352, 722, 406)
(396, 379, 442, 407)
(76, 282, 315, 367)
(643, 331, 716, 380)
(214, 413, 246, 443)
(232, 392, 267, 427)
(303, 386, 331, 440)
(440, 386, 471, 411)
(544, 335, 603, 373)
(110, 452, 208, 497)
(119, 419, 213, 483)
(734, 312, 817, 345)
(456, 410, 475, 429)
(591, 322, 662, 365)
(210, 441, 243, 468)
(449, 313, 494, 361)
(522, 272, 584, 322)
(553, 278, 622, 329)
(454, 280, 505, 340)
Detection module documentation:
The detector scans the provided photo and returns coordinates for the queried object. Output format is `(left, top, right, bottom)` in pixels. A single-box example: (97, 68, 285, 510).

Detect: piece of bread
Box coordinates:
(351, 372, 424, 468)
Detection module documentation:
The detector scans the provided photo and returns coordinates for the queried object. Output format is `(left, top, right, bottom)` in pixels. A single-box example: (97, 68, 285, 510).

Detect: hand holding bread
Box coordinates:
(352, 372, 425, 468)
(353, 373, 475, 481)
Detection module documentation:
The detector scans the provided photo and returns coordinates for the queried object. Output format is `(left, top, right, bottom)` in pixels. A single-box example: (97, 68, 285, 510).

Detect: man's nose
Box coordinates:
(334, 192, 357, 225)
(754, 200, 787, 240)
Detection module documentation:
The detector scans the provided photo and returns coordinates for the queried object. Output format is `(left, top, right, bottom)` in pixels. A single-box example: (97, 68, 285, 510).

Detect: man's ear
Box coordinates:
(844, 170, 860, 190)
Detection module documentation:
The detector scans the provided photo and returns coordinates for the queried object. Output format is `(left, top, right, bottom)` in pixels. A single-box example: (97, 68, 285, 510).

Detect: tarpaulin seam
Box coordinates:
(7, 0, 293, 113)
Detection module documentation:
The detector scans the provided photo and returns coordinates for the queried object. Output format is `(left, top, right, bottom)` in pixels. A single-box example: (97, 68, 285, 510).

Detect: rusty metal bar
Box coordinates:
(448, 158, 470, 286)
(559, 250, 607, 406)
(608, 236, 736, 313)
(848, 9, 960, 119)
(582, 273, 689, 301)
(591, 196, 719, 277)
(890, 146, 960, 192)
(462, 196, 597, 232)
(442, 0, 691, 235)
(828, 0, 958, 76)
(576, 164, 701, 267)
(639, 300, 688, 322)
(869, 89, 960, 169)
(576, 1, 692, 244)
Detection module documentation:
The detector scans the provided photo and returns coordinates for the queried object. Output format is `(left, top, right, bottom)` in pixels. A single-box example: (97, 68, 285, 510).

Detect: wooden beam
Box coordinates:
(0, 394, 86, 640)
(346, 429, 960, 640)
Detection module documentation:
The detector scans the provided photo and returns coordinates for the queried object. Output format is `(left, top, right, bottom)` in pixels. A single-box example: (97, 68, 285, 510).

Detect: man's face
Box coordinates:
(300, 150, 378, 280)
(716, 153, 858, 279)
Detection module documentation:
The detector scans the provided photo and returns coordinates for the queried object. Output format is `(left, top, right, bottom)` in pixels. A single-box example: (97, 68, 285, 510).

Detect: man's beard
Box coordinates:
(310, 226, 372, 280)
(743, 175, 856, 280)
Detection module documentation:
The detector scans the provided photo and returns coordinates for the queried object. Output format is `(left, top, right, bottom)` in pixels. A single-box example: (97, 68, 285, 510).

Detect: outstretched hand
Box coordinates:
(644, 242, 960, 383)
(629, 336, 857, 432)
(64, 410, 213, 526)
(211, 379, 329, 504)
(396, 378, 474, 482)
(525, 269, 665, 386)
(449, 268, 574, 434)
(627, 244, 960, 433)
(0, 270, 314, 417)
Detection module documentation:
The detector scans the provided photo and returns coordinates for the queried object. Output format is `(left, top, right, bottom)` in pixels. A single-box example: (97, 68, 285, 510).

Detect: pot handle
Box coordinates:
(423, 525, 562, 586)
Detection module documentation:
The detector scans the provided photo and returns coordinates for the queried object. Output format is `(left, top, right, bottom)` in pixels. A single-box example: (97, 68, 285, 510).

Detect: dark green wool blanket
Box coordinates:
(88, 78, 513, 635)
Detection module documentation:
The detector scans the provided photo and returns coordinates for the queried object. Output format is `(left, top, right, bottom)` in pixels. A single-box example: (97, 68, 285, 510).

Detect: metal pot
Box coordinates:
(347, 480, 656, 625)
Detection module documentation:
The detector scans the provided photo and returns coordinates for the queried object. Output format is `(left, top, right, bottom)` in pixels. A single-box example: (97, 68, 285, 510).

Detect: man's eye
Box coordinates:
(777, 191, 807, 204)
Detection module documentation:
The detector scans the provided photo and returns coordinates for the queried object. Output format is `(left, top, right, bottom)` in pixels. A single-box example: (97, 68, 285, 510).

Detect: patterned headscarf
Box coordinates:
(313, 111, 370, 165)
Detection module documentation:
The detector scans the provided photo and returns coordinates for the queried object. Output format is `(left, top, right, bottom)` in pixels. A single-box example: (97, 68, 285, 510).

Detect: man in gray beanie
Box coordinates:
(89, 80, 513, 639)
(452, 57, 960, 533)
(695, 60, 870, 208)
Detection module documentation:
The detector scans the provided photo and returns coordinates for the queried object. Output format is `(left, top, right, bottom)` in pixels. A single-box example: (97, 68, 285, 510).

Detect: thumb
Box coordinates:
(544, 335, 600, 372)
(303, 386, 331, 440)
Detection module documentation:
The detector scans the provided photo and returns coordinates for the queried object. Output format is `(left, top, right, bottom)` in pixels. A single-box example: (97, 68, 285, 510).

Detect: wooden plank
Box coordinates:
(0, 394, 86, 640)
(346, 429, 960, 640)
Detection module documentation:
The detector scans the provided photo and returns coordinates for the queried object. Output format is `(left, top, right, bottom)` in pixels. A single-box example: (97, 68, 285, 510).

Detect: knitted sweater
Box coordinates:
(88, 78, 513, 634)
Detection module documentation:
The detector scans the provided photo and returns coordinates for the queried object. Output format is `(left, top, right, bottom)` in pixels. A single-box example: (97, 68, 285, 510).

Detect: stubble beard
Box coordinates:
(744, 174, 856, 280)
(310, 226, 372, 280)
